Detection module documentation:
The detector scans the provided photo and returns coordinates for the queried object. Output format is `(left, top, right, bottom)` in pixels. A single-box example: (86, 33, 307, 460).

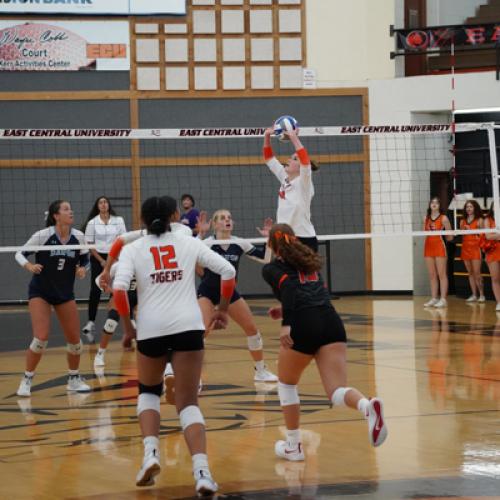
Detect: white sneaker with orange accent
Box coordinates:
(274, 440, 305, 461)
(367, 398, 387, 447)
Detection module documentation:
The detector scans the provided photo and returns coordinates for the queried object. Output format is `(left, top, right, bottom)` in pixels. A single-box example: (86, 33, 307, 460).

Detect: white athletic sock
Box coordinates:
(255, 360, 265, 371)
(286, 429, 301, 447)
(24, 371, 34, 378)
(68, 369, 79, 377)
(192, 453, 209, 471)
(143, 436, 159, 453)
(97, 347, 106, 355)
(357, 397, 370, 416)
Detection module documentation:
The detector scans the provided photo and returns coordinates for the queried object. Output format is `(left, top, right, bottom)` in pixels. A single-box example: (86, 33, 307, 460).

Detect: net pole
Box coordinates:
(487, 125, 500, 230)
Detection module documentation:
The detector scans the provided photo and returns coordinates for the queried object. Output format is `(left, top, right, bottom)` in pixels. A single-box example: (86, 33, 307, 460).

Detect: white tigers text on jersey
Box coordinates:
(114, 231, 235, 340)
(266, 157, 316, 237)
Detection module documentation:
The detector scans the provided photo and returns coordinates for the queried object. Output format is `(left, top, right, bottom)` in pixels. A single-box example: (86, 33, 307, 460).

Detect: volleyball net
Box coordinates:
(0, 121, 498, 253)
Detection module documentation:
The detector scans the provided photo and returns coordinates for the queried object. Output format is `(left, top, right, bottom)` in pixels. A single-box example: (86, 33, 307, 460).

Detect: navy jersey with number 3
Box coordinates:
(15, 227, 89, 303)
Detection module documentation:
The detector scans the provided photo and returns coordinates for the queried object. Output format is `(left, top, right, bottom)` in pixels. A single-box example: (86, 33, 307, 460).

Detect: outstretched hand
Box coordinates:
(257, 217, 274, 237)
(196, 211, 211, 239)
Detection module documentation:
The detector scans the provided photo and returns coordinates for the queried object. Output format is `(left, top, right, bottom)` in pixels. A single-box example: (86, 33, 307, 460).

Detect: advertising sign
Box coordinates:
(0, 20, 129, 70)
(394, 23, 500, 53)
(0, 0, 186, 16)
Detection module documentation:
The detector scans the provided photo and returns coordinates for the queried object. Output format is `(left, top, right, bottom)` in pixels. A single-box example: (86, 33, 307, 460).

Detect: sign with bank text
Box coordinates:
(0, 0, 186, 16)
(0, 20, 129, 71)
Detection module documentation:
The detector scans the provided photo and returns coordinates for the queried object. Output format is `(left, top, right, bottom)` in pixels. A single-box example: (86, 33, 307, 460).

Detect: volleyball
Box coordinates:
(273, 115, 299, 141)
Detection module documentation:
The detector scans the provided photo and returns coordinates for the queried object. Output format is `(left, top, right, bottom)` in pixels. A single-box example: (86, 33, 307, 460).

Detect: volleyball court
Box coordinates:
(0, 118, 499, 498)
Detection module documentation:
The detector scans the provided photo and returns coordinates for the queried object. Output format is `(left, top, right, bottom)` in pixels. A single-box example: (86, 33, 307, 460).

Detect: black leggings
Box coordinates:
(88, 252, 107, 322)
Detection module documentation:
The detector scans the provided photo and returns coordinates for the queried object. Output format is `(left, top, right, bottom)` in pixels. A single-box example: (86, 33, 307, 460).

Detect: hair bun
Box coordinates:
(151, 218, 163, 230)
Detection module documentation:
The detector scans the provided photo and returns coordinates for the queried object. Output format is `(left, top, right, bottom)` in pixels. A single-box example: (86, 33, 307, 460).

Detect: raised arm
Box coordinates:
(288, 129, 311, 175)
(263, 127, 287, 183)
(241, 237, 272, 264)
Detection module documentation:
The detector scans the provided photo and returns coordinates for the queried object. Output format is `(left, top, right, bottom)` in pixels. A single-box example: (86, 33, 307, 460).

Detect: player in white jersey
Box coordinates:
(98, 197, 192, 383)
(262, 127, 319, 252)
(113, 196, 235, 496)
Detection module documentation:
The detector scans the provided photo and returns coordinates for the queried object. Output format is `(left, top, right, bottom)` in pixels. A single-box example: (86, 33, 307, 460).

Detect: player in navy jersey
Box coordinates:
(197, 209, 278, 383)
(15, 200, 91, 397)
(262, 224, 387, 461)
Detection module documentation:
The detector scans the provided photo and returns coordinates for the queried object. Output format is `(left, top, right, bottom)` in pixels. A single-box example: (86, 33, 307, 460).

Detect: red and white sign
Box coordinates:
(0, 20, 129, 71)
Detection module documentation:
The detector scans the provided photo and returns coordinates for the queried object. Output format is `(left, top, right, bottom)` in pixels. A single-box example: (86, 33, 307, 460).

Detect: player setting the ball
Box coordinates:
(262, 116, 320, 252)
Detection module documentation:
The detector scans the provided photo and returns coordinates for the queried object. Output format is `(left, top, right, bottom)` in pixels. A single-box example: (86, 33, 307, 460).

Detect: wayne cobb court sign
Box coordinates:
(0, 0, 186, 15)
(0, 20, 130, 70)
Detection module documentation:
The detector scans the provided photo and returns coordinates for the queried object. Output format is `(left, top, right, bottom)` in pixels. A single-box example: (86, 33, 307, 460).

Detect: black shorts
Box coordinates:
(298, 236, 319, 253)
(290, 306, 346, 355)
(137, 330, 204, 358)
(28, 283, 74, 306)
(197, 283, 241, 305)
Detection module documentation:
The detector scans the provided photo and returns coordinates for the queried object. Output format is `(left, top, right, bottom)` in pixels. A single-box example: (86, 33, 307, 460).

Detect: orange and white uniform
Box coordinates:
(424, 215, 447, 258)
(484, 217, 500, 263)
(460, 218, 481, 261)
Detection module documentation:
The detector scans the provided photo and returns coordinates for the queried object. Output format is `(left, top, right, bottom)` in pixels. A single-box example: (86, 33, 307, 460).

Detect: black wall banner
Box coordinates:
(392, 23, 500, 55)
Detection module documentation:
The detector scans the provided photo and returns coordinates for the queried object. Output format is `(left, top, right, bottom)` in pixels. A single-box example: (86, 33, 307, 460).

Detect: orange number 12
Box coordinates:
(150, 245, 178, 270)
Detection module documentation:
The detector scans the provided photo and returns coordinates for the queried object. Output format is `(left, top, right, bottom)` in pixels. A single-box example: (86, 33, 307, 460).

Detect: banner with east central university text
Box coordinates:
(394, 23, 500, 53)
(0, 20, 129, 70)
(0, 0, 186, 15)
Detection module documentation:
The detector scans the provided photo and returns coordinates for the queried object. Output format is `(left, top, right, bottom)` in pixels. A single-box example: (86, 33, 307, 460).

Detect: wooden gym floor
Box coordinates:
(0, 296, 499, 499)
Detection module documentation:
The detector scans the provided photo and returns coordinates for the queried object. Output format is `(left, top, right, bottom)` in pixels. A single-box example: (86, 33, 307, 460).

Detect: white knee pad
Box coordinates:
(247, 332, 263, 351)
(29, 338, 48, 354)
(179, 405, 205, 431)
(137, 393, 161, 416)
(66, 341, 83, 355)
(278, 382, 300, 406)
(331, 387, 352, 407)
(103, 319, 119, 334)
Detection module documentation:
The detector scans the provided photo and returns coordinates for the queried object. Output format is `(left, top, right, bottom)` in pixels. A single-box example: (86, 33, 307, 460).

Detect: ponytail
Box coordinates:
(141, 196, 174, 236)
(45, 200, 65, 227)
(268, 224, 322, 273)
(150, 218, 168, 236)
